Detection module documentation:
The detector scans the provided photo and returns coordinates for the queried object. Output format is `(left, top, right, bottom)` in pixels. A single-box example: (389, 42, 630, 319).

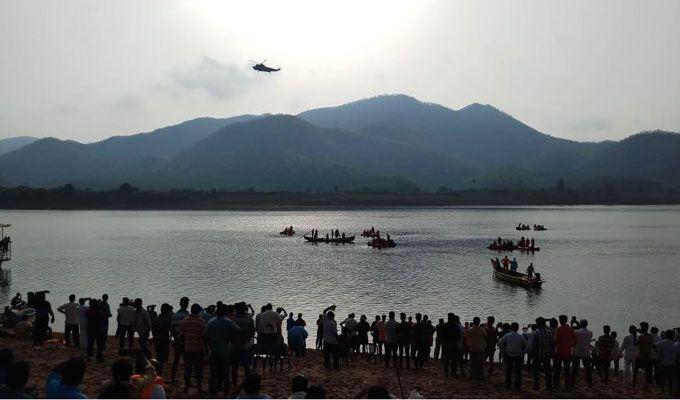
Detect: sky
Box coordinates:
(1, 0, 679, 143)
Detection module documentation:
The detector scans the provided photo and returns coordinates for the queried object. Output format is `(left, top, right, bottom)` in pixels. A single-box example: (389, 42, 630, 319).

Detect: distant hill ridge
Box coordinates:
(0, 94, 678, 191)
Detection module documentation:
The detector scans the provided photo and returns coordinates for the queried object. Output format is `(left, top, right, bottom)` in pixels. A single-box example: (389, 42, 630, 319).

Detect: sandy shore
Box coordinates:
(1, 334, 671, 398)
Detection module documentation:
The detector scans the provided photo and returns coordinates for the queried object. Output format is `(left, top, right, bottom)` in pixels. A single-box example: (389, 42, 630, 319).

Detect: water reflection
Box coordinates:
(0, 206, 679, 339)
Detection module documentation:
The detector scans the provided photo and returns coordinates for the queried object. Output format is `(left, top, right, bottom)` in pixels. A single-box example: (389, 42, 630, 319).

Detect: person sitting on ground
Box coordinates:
(131, 355, 166, 399)
(99, 358, 134, 398)
(237, 373, 271, 399)
(289, 374, 308, 399)
(0, 361, 31, 399)
(45, 357, 87, 399)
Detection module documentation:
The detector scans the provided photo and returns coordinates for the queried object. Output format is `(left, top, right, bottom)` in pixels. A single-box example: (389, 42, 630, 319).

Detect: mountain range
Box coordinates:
(1, 94, 678, 191)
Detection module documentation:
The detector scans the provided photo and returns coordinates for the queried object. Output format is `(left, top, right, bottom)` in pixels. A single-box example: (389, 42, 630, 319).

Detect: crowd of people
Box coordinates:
(1, 290, 680, 398)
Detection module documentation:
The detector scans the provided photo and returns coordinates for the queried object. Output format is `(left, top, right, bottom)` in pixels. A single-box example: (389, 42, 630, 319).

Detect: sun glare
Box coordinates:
(186, 0, 412, 58)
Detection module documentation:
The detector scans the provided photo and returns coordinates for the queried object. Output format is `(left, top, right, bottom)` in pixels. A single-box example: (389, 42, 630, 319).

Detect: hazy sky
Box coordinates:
(1, 0, 679, 142)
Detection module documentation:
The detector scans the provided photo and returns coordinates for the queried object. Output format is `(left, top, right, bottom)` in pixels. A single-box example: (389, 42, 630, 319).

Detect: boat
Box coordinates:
(303, 235, 355, 244)
(516, 226, 531, 231)
(367, 238, 396, 248)
(279, 230, 295, 236)
(490, 258, 543, 289)
(534, 227, 547, 231)
(518, 246, 540, 252)
(361, 232, 380, 238)
(488, 243, 518, 251)
(488, 243, 540, 252)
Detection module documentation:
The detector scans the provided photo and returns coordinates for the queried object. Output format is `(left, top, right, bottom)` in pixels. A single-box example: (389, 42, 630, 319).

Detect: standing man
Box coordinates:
(468, 317, 487, 380)
(397, 313, 411, 369)
(384, 311, 399, 368)
(100, 294, 112, 349)
(595, 325, 616, 384)
(33, 291, 55, 348)
(206, 304, 241, 397)
(498, 322, 528, 390)
(57, 294, 80, 348)
(322, 305, 339, 369)
(231, 302, 255, 388)
(170, 296, 190, 384)
(484, 316, 498, 378)
(132, 298, 152, 359)
(531, 317, 555, 390)
(116, 298, 135, 355)
(554, 314, 576, 389)
(633, 322, 654, 390)
(571, 319, 594, 388)
(180, 303, 207, 394)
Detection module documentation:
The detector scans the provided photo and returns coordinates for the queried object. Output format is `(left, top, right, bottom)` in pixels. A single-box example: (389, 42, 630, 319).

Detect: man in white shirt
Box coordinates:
(57, 294, 80, 348)
(258, 303, 282, 350)
(571, 319, 594, 387)
(116, 297, 136, 354)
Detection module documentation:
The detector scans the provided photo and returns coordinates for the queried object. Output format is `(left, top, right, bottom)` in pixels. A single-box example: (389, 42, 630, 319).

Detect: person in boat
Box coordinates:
(526, 263, 535, 279)
(335, 229, 340, 238)
(510, 258, 518, 272)
(530, 238, 535, 248)
(386, 234, 391, 242)
(341, 232, 345, 239)
(325, 233, 329, 240)
(501, 256, 510, 269)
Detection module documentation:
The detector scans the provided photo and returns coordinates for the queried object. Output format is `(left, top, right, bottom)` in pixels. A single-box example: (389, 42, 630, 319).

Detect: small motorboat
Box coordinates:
(488, 243, 518, 251)
(304, 235, 355, 244)
(367, 238, 396, 248)
(490, 259, 543, 289)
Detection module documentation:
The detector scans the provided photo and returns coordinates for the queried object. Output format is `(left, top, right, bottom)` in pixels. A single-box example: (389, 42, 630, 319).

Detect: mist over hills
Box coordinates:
(0, 94, 678, 191)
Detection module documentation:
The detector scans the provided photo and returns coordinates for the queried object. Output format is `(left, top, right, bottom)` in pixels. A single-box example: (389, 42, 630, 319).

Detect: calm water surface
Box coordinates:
(1, 206, 679, 338)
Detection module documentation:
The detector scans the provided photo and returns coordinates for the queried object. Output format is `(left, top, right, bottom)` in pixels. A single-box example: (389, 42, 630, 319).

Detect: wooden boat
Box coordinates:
(516, 226, 531, 231)
(367, 238, 396, 248)
(490, 259, 543, 289)
(279, 230, 295, 236)
(488, 244, 540, 252)
(304, 235, 355, 244)
(488, 243, 518, 251)
(361, 232, 380, 238)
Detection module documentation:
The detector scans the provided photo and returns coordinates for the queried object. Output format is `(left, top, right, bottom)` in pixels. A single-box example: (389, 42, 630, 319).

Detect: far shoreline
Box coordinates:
(2, 187, 680, 211)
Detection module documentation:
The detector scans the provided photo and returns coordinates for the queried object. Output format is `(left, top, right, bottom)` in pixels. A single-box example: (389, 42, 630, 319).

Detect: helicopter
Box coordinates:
(249, 59, 281, 73)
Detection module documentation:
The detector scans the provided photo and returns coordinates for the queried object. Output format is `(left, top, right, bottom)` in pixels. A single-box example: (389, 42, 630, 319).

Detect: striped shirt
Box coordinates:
(180, 315, 206, 353)
(532, 327, 555, 358)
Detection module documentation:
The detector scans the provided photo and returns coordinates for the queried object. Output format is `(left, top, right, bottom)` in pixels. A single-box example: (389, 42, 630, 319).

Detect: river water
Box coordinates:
(1, 206, 679, 338)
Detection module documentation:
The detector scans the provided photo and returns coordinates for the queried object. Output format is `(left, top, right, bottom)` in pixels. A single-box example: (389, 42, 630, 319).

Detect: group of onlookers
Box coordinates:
(3, 290, 680, 397)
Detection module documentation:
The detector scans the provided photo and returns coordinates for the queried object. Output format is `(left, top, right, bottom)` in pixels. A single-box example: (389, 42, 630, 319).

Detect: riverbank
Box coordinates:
(1, 334, 670, 399)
